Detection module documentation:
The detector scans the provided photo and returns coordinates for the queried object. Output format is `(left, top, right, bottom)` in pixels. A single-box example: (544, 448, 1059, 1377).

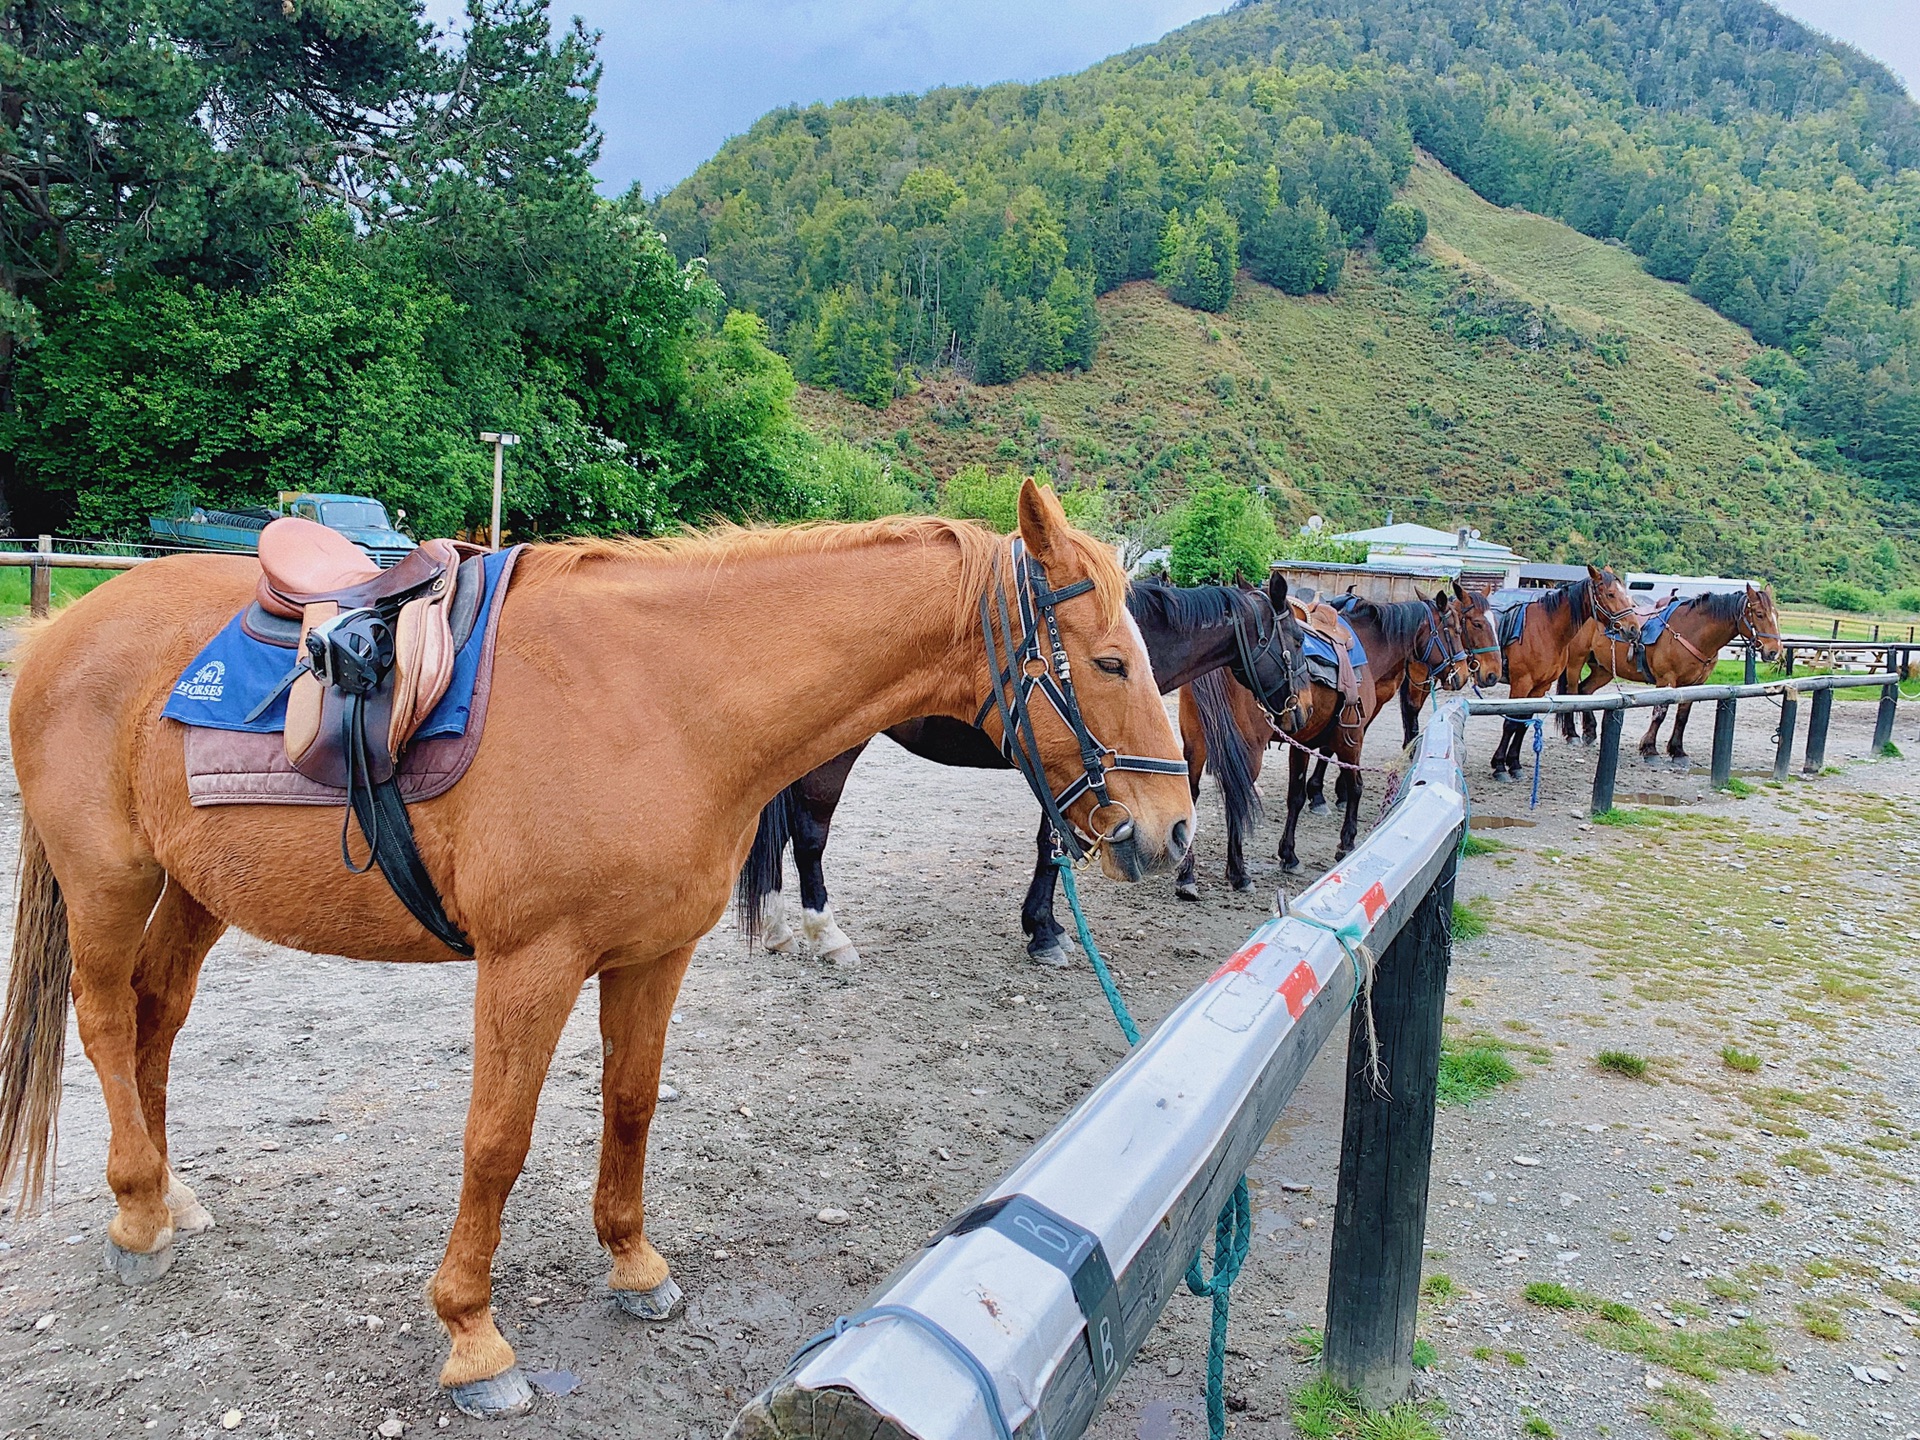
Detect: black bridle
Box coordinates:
(977, 539, 1188, 863)
(1229, 590, 1308, 732)
(1582, 575, 1640, 643)
(1412, 599, 1469, 692)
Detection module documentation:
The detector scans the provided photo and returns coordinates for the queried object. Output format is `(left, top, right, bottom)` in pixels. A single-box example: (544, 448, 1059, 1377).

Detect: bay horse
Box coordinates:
(1486, 565, 1640, 780)
(0, 484, 1194, 1416)
(1560, 585, 1784, 762)
(737, 579, 1311, 967)
(1177, 584, 1475, 889)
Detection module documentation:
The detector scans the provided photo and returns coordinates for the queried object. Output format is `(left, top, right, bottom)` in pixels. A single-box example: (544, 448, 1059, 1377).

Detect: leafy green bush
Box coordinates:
(804, 443, 921, 520)
(1891, 588, 1920, 613)
(1276, 528, 1370, 564)
(1376, 202, 1430, 264)
(938, 466, 1106, 535)
(1245, 196, 1343, 295)
(1167, 483, 1278, 584)
(1818, 581, 1880, 613)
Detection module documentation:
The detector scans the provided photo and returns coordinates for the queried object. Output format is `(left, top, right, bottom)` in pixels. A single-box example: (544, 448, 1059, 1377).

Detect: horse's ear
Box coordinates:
(1587, 563, 1606, 583)
(1017, 479, 1069, 570)
(1435, 588, 1452, 611)
(1268, 570, 1288, 609)
(1452, 578, 1468, 600)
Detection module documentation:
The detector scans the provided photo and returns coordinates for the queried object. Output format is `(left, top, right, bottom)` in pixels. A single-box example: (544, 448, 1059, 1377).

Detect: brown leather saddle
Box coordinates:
(247, 518, 486, 954)
(1287, 591, 1371, 723)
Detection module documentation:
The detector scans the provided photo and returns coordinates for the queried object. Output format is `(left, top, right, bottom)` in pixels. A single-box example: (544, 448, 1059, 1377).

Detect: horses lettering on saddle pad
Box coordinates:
(163, 546, 520, 807)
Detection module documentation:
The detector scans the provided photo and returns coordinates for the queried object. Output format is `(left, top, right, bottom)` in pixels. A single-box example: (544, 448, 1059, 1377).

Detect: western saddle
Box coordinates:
(253, 517, 487, 954)
(1286, 589, 1369, 721)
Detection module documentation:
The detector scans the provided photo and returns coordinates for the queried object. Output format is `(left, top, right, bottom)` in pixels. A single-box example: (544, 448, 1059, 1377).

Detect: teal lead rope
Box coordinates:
(1055, 856, 1245, 1439)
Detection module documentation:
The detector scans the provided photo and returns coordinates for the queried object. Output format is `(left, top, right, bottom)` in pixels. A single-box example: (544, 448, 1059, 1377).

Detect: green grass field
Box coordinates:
(799, 159, 1883, 592)
(0, 566, 118, 618)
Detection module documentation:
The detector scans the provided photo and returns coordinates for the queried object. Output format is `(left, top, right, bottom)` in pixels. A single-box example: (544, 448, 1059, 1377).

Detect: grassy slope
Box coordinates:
(797, 158, 1879, 592)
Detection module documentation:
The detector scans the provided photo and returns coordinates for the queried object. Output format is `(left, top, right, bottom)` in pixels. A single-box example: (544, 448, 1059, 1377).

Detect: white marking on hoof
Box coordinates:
(165, 1172, 214, 1235)
(612, 1275, 684, 1322)
(759, 892, 797, 952)
(800, 907, 857, 963)
(1028, 942, 1073, 969)
(448, 1367, 535, 1419)
(104, 1235, 175, 1286)
(820, 943, 861, 968)
(1308, 800, 1331, 815)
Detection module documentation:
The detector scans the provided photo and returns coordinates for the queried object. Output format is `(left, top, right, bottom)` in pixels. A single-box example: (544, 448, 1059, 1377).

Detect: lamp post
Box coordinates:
(479, 431, 519, 550)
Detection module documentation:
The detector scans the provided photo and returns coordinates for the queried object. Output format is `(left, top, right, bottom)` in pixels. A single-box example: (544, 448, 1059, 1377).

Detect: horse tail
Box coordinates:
(735, 786, 797, 940)
(1191, 669, 1262, 839)
(0, 818, 74, 1211)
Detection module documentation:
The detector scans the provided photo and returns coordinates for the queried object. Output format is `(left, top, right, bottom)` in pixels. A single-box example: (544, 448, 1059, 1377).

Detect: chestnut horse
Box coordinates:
(1177, 585, 1475, 889)
(1561, 585, 1784, 762)
(0, 484, 1193, 1415)
(1487, 566, 1640, 780)
(737, 579, 1311, 968)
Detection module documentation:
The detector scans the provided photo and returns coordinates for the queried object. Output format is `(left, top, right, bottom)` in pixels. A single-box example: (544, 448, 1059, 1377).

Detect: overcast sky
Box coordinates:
(430, 1, 1919, 198)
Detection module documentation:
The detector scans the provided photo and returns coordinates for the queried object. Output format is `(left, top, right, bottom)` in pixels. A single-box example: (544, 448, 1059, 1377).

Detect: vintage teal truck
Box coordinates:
(150, 492, 415, 567)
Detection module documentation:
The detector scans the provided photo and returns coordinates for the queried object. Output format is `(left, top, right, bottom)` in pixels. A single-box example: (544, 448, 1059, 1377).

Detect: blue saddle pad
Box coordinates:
(1638, 598, 1682, 648)
(1300, 624, 1367, 671)
(162, 548, 514, 738)
(1494, 599, 1534, 650)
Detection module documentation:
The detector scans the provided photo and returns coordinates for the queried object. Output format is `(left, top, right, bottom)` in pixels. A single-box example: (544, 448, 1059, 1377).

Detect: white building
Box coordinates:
(1333, 521, 1528, 590)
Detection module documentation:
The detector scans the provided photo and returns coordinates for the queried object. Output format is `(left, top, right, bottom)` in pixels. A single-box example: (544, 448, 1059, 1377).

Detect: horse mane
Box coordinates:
(1128, 582, 1239, 631)
(1689, 589, 1747, 625)
(514, 513, 1129, 643)
(1350, 597, 1429, 650)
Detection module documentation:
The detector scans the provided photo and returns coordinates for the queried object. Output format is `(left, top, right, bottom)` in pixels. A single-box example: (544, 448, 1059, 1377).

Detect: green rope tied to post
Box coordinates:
(1184, 1178, 1252, 1440)
(1054, 855, 1240, 1439)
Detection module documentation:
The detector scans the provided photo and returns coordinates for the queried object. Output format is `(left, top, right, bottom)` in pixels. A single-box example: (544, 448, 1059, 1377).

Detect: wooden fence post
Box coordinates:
(1743, 644, 1757, 685)
(1874, 679, 1898, 755)
(1590, 707, 1623, 815)
(1324, 854, 1456, 1410)
(29, 534, 52, 618)
(1709, 698, 1737, 790)
(1784, 646, 1795, 678)
(1773, 694, 1798, 783)
(1803, 687, 1833, 774)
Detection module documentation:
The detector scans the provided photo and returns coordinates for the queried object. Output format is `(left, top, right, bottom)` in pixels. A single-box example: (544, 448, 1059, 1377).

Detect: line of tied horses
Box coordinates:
(740, 564, 1785, 967)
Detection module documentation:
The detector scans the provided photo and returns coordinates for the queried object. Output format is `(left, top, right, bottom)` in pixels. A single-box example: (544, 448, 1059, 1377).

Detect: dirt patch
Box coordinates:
(1, 674, 1914, 1440)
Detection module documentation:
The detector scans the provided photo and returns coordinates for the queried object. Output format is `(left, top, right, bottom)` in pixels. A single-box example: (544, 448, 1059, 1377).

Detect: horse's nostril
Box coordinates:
(1170, 818, 1191, 855)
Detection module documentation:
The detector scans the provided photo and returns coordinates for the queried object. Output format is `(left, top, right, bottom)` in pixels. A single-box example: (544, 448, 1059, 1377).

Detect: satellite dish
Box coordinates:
(1305, 515, 1324, 533)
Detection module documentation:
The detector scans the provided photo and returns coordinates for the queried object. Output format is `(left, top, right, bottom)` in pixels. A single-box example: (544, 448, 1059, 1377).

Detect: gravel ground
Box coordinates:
(1, 664, 1915, 1440)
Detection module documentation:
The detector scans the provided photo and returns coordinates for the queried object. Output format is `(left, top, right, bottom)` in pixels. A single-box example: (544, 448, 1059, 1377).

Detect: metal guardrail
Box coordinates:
(1466, 673, 1901, 811)
(727, 711, 1471, 1438)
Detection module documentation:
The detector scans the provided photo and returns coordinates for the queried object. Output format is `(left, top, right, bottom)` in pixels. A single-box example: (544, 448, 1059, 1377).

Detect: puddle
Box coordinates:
(1470, 815, 1537, 830)
(1613, 791, 1690, 807)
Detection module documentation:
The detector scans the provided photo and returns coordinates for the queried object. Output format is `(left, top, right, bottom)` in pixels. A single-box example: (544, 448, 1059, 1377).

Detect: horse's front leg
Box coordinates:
(1307, 756, 1330, 814)
(1278, 744, 1309, 873)
(1175, 704, 1207, 900)
(1494, 718, 1525, 780)
(1556, 675, 1580, 744)
(1022, 816, 1073, 965)
(431, 942, 590, 1417)
(595, 945, 696, 1322)
(1399, 677, 1425, 747)
(1640, 703, 1669, 758)
(1334, 762, 1363, 859)
(1668, 701, 1695, 766)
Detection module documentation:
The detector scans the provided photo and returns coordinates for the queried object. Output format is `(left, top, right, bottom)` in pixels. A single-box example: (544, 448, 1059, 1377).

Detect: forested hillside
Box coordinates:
(657, 0, 1920, 587)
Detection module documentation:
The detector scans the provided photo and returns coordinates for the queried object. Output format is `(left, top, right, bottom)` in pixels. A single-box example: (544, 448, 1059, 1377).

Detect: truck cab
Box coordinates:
(279, 494, 415, 567)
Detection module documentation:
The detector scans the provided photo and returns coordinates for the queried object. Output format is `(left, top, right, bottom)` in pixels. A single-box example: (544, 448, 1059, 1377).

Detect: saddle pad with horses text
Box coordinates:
(166, 547, 520, 807)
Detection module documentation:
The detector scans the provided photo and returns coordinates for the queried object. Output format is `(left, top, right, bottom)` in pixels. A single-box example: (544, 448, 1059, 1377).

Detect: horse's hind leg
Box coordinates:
(1307, 757, 1330, 814)
(1334, 763, 1363, 860)
(791, 748, 862, 966)
(1278, 744, 1309, 873)
(132, 880, 228, 1238)
(1668, 701, 1695, 766)
(63, 856, 176, 1281)
(1640, 703, 1669, 758)
(595, 944, 696, 1321)
(1175, 694, 1207, 900)
(431, 941, 588, 1414)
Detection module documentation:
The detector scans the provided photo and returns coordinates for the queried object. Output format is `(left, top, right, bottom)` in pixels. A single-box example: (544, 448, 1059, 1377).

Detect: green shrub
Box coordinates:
(1892, 588, 1920, 613)
(1158, 200, 1240, 313)
(1377, 202, 1430, 265)
(1168, 483, 1278, 584)
(1436, 1043, 1517, 1105)
(938, 465, 1106, 535)
(1818, 581, 1880, 613)
(1275, 528, 1370, 564)
(804, 442, 921, 520)
(1596, 1049, 1648, 1078)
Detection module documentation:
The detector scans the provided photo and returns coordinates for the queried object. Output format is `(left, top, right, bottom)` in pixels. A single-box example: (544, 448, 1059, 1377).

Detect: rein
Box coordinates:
(1230, 592, 1305, 732)
(976, 539, 1187, 864)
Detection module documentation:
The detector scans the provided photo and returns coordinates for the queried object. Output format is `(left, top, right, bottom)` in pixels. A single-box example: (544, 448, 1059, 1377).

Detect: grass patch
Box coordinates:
(1593, 807, 1662, 827)
(1704, 1276, 1754, 1302)
(1883, 1279, 1920, 1308)
(1460, 831, 1506, 857)
(1523, 1416, 1555, 1439)
(0, 565, 117, 617)
(1719, 1045, 1762, 1073)
(1290, 1375, 1444, 1440)
(1420, 1273, 1456, 1305)
(1722, 776, 1756, 798)
(1795, 1300, 1845, 1341)
(1436, 1042, 1518, 1105)
(1524, 1285, 1776, 1380)
(1523, 1281, 1596, 1310)
(1643, 1383, 1744, 1440)
(1882, 740, 1904, 758)
(1411, 1337, 1436, 1370)
(1777, 1147, 1832, 1175)
(1596, 1049, 1649, 1079)
(1450, 895, 1493, 940)
(1292, 1326, 1326, 1358)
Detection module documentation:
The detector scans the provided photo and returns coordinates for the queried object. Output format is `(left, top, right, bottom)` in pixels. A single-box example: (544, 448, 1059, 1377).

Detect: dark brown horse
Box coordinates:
(1487, 566, 1640, 780)
(1561, 585, 1784, 762)
(1177, 584, 1474, 888)
(735, 579, 1311, 967)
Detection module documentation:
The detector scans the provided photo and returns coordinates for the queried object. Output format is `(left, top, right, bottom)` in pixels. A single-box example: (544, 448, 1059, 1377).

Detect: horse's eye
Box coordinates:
(1094, 656, 1128, 678)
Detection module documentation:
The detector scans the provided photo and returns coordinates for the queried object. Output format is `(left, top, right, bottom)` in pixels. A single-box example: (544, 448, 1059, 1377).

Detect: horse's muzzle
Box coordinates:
(1101, 818, 1189, 881)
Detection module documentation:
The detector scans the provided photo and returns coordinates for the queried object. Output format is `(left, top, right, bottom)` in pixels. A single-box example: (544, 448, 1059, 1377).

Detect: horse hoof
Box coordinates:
(1280, 858, 1302, 875)
(1232, 877, 1256, 893)
(821, 943, 860, 968)
(448, 1367, 535, 1419)
(103, 1236, 174, 1286)
(1308, 800, 1330, 815)
(165, 1176, 214, 1236)
(1027, 942, 1073, 969)
(763, 928, 798, 954)
(1174, 882, 1202, 902)
(613, 1276, 684, 1322)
